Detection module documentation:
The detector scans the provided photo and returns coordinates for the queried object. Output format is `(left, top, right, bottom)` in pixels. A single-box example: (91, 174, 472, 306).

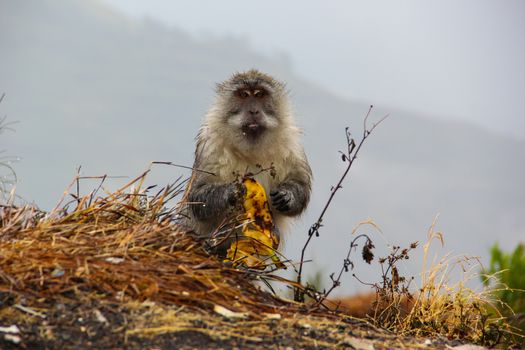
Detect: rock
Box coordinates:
(343, 336, 375, 350)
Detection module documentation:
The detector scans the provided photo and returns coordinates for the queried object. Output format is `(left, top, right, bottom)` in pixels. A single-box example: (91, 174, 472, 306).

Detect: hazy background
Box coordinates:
(100, 0, 525, 140)
(1, 0, 524, 295)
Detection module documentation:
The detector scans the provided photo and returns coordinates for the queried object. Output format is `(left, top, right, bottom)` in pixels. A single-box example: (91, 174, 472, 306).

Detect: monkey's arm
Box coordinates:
(270, 155, 312, 216)
(187, 177, 243, 220)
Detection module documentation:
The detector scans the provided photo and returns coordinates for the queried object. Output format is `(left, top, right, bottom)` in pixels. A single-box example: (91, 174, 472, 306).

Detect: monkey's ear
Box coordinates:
(215, 82, 225, 93)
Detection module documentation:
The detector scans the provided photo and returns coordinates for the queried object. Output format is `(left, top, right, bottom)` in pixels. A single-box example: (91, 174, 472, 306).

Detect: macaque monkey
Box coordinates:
(183, 69, 312, 251)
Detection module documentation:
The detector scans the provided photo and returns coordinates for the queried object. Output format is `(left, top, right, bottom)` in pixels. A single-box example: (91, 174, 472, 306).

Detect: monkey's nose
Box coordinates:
(249, 110, 259, 115)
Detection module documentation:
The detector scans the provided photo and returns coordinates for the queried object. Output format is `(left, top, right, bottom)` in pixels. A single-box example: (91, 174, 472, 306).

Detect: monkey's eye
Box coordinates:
(239, 90, 251, 98)
(253, 90, 265, 98)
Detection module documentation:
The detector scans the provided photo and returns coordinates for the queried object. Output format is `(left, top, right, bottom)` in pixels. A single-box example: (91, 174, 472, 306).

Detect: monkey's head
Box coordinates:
(211, 70, 291, 150)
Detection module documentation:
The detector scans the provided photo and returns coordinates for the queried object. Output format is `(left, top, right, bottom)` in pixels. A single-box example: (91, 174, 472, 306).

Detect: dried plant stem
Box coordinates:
(295, 106, 387, 302)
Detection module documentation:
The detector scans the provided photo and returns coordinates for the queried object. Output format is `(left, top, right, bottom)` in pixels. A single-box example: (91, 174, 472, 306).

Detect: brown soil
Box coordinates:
(0, 294, 472, 350)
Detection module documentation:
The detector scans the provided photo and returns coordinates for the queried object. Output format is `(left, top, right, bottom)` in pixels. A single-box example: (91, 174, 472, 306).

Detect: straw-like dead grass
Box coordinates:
(362, 218, 522, 347)
(0, 169, 515, 349)
(0, 171, 293, 315)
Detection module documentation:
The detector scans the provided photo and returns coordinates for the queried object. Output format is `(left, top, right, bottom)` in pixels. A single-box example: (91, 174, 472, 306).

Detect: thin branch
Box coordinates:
(318, 233, 373, 304)
(151, 161, 215, 176)
(294, 106, 388, 302)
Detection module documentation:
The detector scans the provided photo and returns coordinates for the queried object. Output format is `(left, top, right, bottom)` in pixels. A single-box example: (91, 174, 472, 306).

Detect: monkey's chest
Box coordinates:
(217, 158, 284, 194)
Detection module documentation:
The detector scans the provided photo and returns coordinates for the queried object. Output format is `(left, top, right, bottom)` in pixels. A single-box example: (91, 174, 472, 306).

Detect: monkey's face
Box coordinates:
(225, 84, 280, 143)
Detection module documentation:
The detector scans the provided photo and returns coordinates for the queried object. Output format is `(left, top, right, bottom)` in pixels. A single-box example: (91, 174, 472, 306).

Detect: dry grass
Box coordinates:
(0, 170, 295, 315)
(363, 218, 521, 347)
(0, 169, 451, 349)
(1, 168, 518, 348)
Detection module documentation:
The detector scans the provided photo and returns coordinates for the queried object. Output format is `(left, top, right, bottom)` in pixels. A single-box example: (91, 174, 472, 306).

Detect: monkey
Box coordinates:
(182, 69, 312, 253)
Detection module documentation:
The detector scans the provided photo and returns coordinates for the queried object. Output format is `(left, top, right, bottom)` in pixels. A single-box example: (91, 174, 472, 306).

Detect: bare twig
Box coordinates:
(151, 161, 215, 176)
(317, 233, 374, 304)
(294, 106, 388, 302)
(0, 96, 20, 201)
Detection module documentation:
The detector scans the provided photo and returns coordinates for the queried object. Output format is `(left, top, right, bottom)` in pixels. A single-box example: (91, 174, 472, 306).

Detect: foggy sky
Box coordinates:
(100, 0, 525, 140)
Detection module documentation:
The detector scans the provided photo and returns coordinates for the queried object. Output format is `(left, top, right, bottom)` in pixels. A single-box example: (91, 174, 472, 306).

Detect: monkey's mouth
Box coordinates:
(241, 122, 265, 137)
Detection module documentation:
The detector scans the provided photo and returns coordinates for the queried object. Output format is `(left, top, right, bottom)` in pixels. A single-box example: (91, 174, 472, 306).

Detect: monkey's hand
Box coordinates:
(270, 181, 309, 216)
(270, 188, 293, 212)
(190, 182, 245, 220)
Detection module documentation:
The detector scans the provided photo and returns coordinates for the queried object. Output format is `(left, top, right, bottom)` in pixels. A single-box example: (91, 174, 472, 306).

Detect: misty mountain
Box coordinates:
(1, 0, 523, 293)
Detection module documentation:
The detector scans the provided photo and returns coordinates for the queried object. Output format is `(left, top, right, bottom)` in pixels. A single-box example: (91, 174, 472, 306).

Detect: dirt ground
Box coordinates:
(0, 292, 486, 350)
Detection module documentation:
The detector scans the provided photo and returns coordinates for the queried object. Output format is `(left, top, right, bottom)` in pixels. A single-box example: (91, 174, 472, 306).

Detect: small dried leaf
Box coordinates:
(93, 309, 108, 325)
(3, 334, 21, 344)
(0, 325, 20, 334)
(105, 257, 124, 264)
(263, 313, 281, 320)
(213, 305, 248, 319)
(362, 241, 375, 264)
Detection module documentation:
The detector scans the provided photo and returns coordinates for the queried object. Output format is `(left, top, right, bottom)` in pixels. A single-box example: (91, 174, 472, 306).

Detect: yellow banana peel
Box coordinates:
(225, 178, 285, 269)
